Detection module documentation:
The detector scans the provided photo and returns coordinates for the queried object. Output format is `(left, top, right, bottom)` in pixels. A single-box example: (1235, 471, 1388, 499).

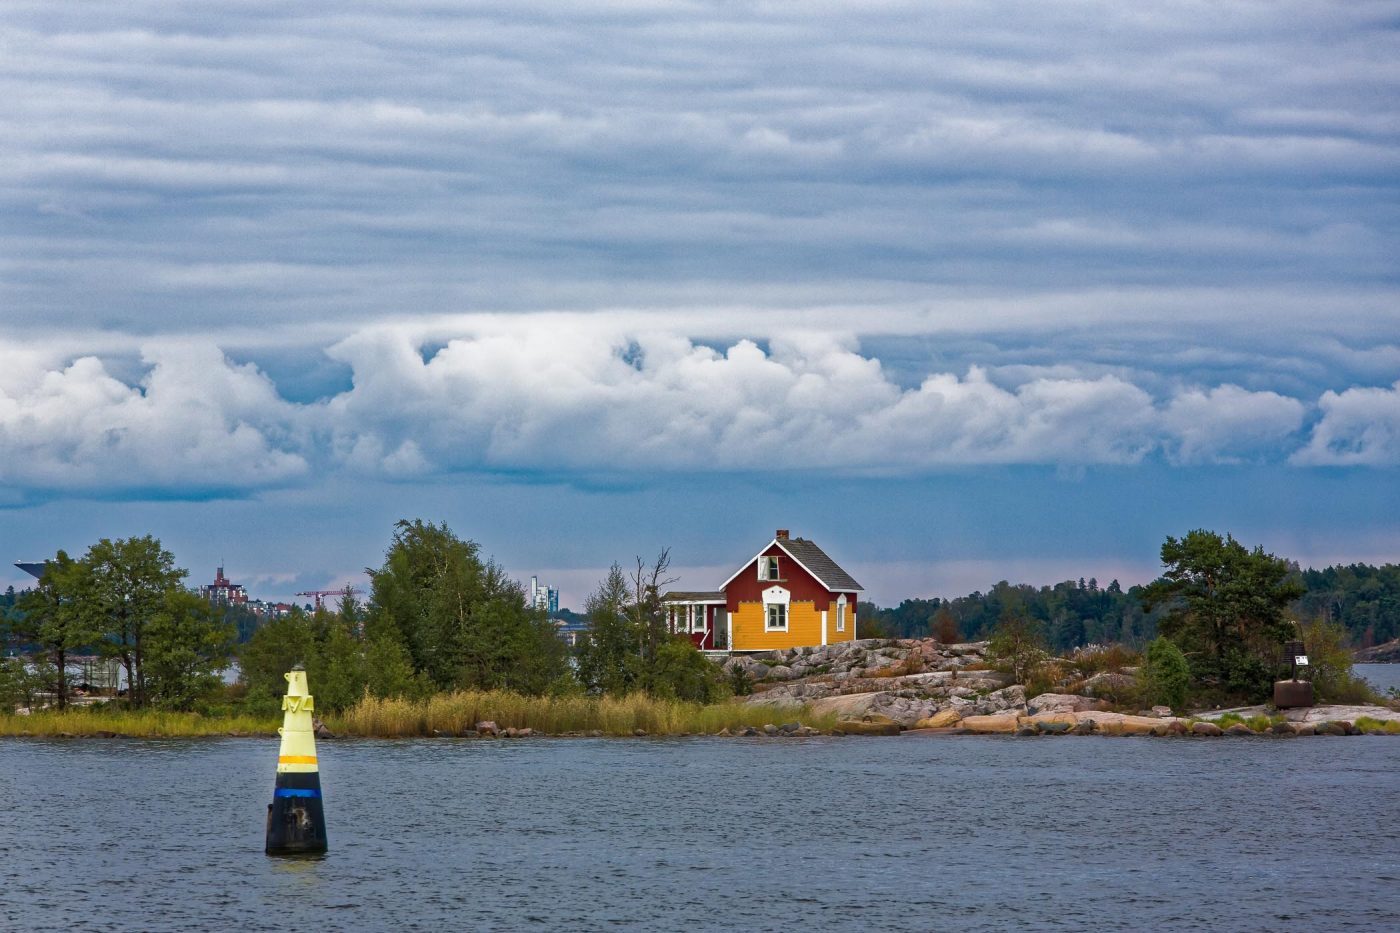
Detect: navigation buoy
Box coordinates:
(265, 666, 328, 856)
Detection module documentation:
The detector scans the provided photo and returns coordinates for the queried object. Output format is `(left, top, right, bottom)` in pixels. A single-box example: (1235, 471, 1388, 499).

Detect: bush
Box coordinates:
(727, 665, 753, 697)
(1298, 618, 1380, 704)
(1143, 637, 1191, 711)
(1069, 643, 1142, 677)
(650, 638, 726, 703)
(988, 614, 1047, 685)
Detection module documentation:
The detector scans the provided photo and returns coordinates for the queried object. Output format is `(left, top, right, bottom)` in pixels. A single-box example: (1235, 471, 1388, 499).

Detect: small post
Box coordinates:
(265, 666, 328, 855)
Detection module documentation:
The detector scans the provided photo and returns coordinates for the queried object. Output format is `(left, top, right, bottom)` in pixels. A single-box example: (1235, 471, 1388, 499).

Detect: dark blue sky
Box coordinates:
(1, 1, 1397, 605)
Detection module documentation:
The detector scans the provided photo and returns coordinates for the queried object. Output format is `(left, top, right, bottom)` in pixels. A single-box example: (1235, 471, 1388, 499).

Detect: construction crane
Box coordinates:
(294, 585, 361, 610)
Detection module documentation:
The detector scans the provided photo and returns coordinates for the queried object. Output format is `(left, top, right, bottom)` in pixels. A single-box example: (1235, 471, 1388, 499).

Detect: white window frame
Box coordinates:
(762, 585, 790, 632)
(836, 595, 847, 633)
(690, 605, 706, 634)
(758, 555, 779, 581)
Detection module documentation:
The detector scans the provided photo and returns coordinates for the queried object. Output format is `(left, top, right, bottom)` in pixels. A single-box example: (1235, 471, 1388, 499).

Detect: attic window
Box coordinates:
(759, 556, 780, 581)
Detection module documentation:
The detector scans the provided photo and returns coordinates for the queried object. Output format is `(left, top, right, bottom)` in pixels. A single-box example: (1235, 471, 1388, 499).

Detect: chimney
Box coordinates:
(775, 529, 789, 540)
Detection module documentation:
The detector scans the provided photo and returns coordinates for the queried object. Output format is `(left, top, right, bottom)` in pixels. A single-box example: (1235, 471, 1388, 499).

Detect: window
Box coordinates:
(836, 595, 847, 632)
(759, 556, 779, 581)
(766, 603, 787, 631)
(691, 606, 706, 633)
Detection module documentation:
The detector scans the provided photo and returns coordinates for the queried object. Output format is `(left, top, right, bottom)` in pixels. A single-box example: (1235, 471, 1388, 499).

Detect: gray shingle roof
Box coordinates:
(778, 538, 863, 592)
(662, 591, 726, 602)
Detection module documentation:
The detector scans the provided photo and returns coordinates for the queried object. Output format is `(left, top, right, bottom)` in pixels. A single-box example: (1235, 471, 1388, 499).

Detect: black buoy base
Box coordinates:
(265, 771, 328, 856)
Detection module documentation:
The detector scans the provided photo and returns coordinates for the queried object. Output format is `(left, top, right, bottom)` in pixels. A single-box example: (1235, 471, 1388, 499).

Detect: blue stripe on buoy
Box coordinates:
(274, 788, 321, 798)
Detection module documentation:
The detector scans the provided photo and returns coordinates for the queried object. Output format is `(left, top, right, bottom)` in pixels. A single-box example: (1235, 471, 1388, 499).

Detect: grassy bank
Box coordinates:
(0, 707, 280, 738)
(0, 691, 835, 738)
(330, 690, 838, 737)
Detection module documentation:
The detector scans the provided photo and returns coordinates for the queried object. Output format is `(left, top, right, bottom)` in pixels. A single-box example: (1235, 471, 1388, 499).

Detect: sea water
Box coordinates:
(2, 734, 1398, 931)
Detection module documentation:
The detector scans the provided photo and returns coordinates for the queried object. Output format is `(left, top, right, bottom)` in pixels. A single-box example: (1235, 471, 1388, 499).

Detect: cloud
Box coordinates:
(3, 321, 1390, 499)
(0, 341, 307, 495)
(1161, 385, 1306, 464)
(1291, 381, 1400, 466)
(0, 1, 1396, 333)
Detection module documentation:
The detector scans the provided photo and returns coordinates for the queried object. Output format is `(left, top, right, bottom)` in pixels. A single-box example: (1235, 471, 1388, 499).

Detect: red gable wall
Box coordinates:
(724, 542, 834, 610)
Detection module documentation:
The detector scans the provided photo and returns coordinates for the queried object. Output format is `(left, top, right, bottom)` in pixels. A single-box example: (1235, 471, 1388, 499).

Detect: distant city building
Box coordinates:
(200, 566, 248, 607)
(529, 576, 560, 614)
(246, 599, 296, 618)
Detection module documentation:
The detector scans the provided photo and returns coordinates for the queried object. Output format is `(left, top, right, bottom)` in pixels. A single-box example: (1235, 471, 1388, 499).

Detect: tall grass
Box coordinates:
(0, 707, 279, 738)
(1, 692, 840, 739)
(331, 690, 841, 737)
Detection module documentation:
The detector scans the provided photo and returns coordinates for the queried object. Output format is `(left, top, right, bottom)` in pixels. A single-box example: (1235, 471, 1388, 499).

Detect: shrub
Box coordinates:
(1069, 643, 1142, 677)
(1297, 618, 1380, 705)
(988, 614, 1047, 685)
(727, 665, 753, 697)
(1143, 637, 1191, 711)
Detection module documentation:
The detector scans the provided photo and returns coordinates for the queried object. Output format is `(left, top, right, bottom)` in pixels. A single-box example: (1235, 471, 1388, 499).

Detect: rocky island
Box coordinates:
(724, 637, 1400, 737)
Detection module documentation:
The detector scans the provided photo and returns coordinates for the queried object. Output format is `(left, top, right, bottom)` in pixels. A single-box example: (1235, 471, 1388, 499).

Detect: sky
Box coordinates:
(1, 1, 1398, 608)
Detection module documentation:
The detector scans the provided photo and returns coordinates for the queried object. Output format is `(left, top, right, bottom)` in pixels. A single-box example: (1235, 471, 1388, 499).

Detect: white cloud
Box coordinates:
(1291, 380, 1400, 466)
(0, 341, 308, 493)
(1161, 385, 1306, 464)
(5, 321, 1389, 498)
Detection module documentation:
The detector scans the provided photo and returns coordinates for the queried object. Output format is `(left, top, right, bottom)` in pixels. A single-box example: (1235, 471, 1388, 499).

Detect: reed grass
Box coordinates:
(0, 707, 279, 738)
(1, 692, 839, 739)
(330, 690, 841, 737)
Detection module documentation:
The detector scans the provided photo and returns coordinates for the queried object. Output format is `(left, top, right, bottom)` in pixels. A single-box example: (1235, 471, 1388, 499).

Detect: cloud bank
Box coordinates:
(1, 1, 1396, 333)
(3, 320, 1391, 498)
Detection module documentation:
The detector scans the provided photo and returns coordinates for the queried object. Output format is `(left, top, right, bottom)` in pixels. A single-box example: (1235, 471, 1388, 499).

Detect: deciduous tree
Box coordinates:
(14, 551, 94, 710)
(73, 536, 185, 709)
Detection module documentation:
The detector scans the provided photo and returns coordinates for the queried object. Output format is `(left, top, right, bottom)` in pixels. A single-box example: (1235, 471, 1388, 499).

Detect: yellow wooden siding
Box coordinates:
(825, 599, 855, 645)
(732, 600, 823, 651)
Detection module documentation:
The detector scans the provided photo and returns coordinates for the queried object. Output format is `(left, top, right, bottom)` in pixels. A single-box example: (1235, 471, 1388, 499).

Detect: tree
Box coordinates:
(987, 610, 1045, 686)
(628, 549, 677, 690)
(363, 519, 568, 694)
(144, 589, 236, 710)
(0, 656, 39, 713)
(1141, 530, 1305, 698)
(1297, 617, 1372, 704)
(307, 606, 369, 711)
(932, 606, 960, 644)
(575, 552, 715, 699)
(576, 564, 642, 694)
(239, 609, 318, 703)
(14, 551, 96, 710)
(1142, 636, 1191, 711)
(73, 536, 186, 709)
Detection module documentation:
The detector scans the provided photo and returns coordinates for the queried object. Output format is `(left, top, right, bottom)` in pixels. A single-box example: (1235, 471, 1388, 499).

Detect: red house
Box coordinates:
(664, 530, 863, 652)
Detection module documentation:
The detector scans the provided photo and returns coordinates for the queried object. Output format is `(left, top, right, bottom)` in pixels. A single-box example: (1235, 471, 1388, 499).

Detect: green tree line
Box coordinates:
(1, 537, 233, 711)
(860, 560, 1400, 653)
(236, 521, 724, 714)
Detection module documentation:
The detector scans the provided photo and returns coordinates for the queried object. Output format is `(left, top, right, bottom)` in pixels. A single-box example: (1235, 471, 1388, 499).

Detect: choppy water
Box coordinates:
(3, 735, 1398, 932)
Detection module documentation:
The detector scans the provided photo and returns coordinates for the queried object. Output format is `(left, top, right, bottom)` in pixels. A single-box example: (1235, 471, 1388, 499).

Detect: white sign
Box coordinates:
(1294, 655, 1309, 666)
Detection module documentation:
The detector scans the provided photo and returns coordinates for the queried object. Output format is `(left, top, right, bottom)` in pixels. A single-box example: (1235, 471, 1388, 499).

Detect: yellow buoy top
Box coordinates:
(276, 667, 319, 774)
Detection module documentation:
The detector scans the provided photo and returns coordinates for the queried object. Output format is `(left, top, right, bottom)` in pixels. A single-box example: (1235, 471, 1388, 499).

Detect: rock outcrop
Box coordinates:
(1354, 639, 1400, 663)
(737, 638, 1025, 725)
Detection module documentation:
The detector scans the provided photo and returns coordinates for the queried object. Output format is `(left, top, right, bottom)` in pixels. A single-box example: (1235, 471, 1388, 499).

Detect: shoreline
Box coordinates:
(5, 701, 1399, 740)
